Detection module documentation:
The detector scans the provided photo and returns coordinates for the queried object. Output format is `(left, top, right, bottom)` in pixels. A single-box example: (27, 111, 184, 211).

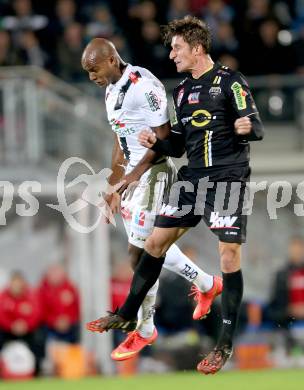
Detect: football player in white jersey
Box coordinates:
(81, 38, 222, 361)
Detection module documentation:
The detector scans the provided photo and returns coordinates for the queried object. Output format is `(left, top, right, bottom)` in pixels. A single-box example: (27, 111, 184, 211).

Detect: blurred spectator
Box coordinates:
(138, 20, 170, 78)
(126, 1, 158, 66)
(190, 0, 209, 15)
(167, 0, 190, 21)
(242, 18, 295, 75)
(56, 22, 86, 82)
(292, 25, 304, 74)
(0, 271, 43, 373)
(218, 53, 239, 71)
(2, 0, 48, 44)
(16, 30, 47, 67)
(201, 0, 234, 38)
(85, 5, 116, 40)
(110, 33, 132, 64)
(38, 264, 80, 343)
(212, 21, 239, 59)
(0, 30, 19, 66)
(268, 236, 304, 328)
(53, 0, 79, 33)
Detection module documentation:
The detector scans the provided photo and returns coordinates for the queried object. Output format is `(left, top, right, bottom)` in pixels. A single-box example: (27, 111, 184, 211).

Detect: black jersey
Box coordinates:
(171, 62, 262, 168)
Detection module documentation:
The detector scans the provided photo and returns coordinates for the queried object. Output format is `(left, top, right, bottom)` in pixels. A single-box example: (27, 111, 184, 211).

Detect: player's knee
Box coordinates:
(144, 236, 166, 258)
(220, 243, 240, 273)
(128, 245, 143, 270)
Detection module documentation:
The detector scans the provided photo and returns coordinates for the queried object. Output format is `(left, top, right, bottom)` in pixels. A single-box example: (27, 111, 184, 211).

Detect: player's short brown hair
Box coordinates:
(161, 15, 211, 54)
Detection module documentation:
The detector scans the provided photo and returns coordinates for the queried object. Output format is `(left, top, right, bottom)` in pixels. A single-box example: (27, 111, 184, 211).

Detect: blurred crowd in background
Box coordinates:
(0, 0, 303, 82)
(1, 236, 304, 376)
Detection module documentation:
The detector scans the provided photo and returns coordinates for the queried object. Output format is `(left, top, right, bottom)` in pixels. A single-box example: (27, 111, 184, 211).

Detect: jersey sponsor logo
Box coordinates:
(231, 82, 247, 110)
(188, 92, 200, 104)
(177, 87, 184, 107)
(209, 86, 221, 99)
(191, 109, 212, 127)
(145, 90, 160, 112)
(191, 85, 202, 90)
(159, 203, 179, 217)
(209, 211, 239, 229)
(134, 210, 145, 226)
(110, 118, 125, 129)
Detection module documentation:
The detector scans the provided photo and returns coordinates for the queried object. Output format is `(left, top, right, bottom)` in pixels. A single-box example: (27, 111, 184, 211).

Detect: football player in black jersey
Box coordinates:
(91, 16, 264, 374)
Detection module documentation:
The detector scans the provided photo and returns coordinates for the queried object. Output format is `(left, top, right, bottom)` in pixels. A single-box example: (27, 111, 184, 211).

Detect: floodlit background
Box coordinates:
(0, 0, 304, 384)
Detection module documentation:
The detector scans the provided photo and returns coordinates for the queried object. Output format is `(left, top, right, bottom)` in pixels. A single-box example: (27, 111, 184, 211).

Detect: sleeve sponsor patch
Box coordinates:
(231, 81, 247, 110)
(145, 90, 161, 111)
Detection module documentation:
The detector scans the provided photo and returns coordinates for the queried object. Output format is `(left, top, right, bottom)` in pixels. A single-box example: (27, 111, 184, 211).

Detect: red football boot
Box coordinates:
(111, 328, 158, 361)
(190, 276, 223, 320)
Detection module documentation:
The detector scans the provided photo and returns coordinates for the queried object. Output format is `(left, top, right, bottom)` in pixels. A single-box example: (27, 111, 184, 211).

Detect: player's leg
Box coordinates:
(197, 241, 241, 374)
(117, 225, 188, 321)
(127, 243, 158, 338)
(197, 170, 247, 374)
(164, 244, 222, 319)
(86, 225, 187, 333)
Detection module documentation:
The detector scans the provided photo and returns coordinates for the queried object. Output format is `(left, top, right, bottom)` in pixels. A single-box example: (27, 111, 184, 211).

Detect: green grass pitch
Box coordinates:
(1, 369, 303, 390)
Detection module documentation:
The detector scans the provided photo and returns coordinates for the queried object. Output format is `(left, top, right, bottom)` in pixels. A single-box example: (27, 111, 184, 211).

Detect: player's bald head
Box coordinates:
(81, 38, 119, 69)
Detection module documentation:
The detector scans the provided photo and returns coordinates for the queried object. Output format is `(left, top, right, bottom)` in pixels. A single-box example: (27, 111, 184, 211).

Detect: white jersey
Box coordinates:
(105, 64, 169, 166)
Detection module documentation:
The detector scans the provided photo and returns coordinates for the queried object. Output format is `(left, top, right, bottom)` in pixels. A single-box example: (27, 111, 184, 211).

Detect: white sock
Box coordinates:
(136, 279, 158, 338)
(164, 244, 213, 292)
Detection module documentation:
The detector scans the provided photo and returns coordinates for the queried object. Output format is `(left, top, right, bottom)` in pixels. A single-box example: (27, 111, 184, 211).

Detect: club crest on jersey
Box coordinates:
(188, 92, 200, 104)
(177, 88, 184, 107)
(116, 91, 125, 107)
(129, 72, 140, 83)
(134, 211, 145, 226)
(209, 86, 221, 99)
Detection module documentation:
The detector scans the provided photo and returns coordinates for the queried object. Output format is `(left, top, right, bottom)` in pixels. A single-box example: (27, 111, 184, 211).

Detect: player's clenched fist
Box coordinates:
(234, 116, 252, 135)
(138, 130, 157, 148)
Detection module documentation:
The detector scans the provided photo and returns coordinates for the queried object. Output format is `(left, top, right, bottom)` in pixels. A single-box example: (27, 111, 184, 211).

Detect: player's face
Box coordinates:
(82, 53, 115, 87)
(169, 35, 196, 73)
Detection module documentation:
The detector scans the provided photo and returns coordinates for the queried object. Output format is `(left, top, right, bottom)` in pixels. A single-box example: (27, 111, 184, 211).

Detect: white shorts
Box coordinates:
(121, 158, 177, 248)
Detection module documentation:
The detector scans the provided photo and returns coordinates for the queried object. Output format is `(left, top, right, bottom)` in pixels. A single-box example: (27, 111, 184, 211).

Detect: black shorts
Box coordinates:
(155, 164, 251, 244)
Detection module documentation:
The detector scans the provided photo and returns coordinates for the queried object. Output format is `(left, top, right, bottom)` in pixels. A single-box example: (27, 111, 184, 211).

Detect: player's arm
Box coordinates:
(139, 96, 185, 157)
(118, 79, 178, 193)
(228, 73, 264, 141)
(117, 121, 171, 194)
(108, 134, 127, 186)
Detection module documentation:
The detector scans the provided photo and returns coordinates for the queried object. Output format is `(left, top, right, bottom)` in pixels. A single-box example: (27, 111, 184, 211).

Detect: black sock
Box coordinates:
(118, 251, 165, 320)
(217, 269, 243, 349)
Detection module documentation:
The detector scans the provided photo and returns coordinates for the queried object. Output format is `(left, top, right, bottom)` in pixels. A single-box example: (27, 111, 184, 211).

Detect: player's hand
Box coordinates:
(138, 130, 157, 148)
(109, 192, 121, 214)
(234, 116, 252, 135)
(117, 171, 140, 196)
